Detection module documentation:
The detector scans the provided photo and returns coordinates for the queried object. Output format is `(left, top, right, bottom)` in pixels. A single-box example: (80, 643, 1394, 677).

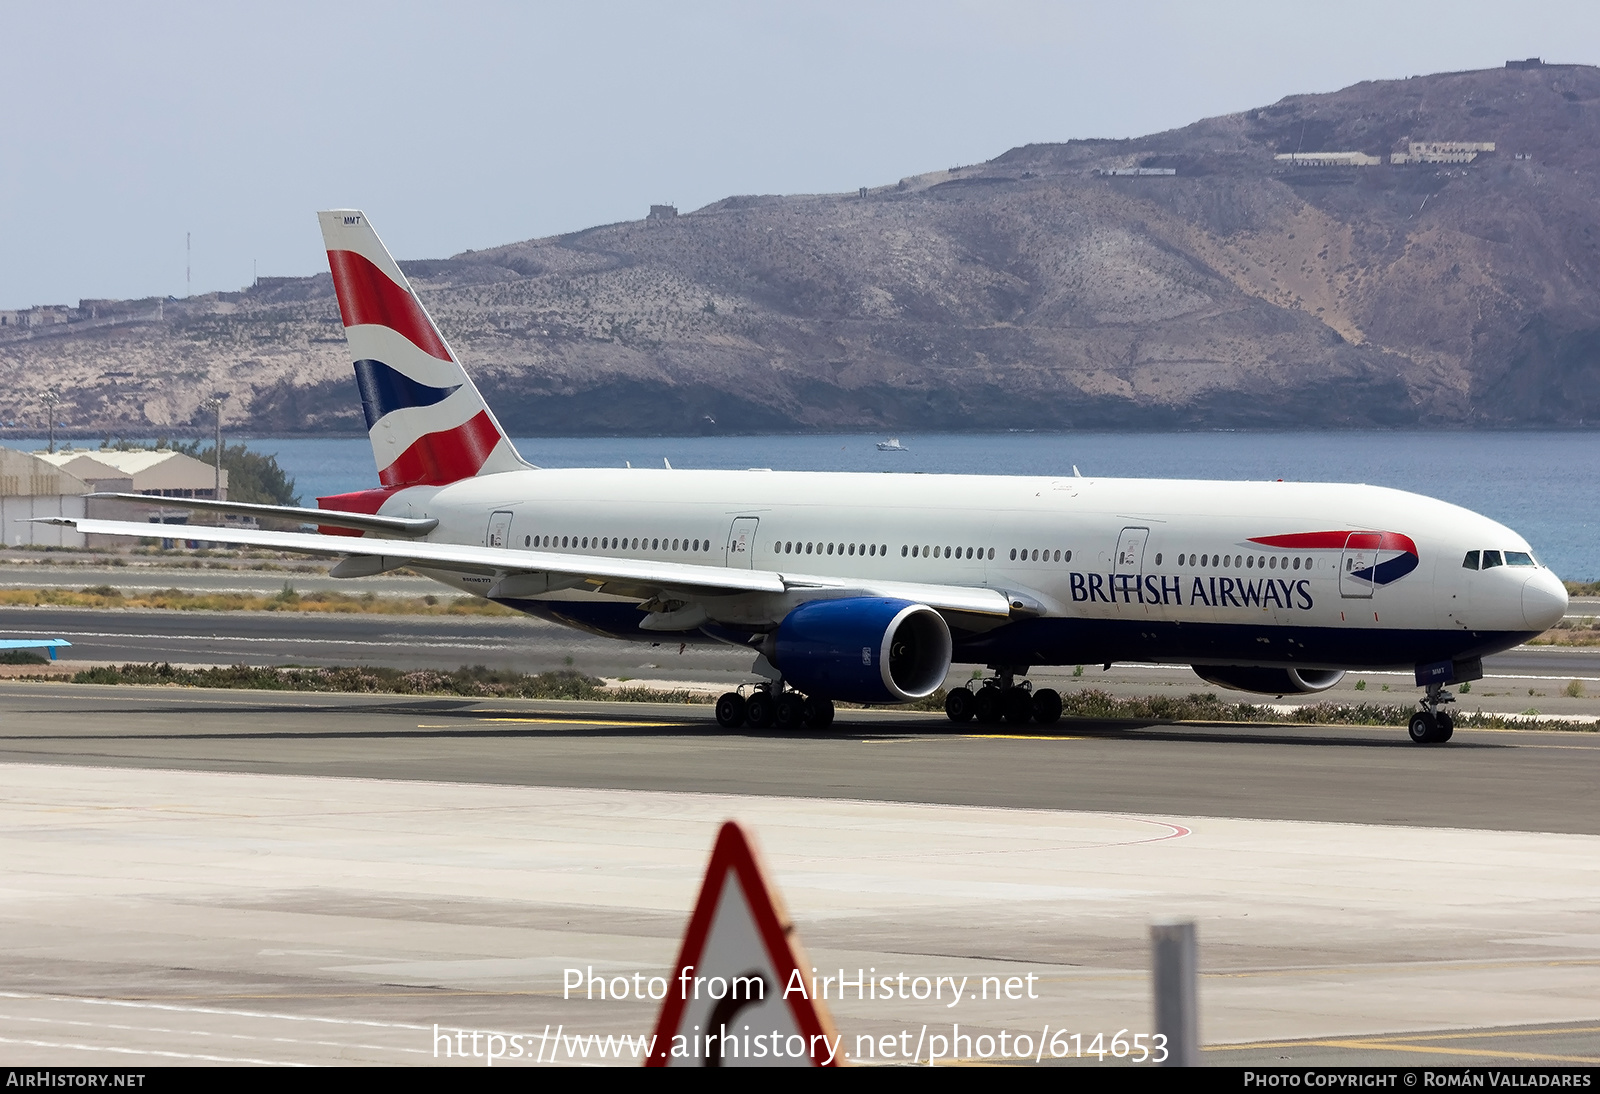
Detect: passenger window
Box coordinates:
(1462, 551, 1479, 570)
(1505, 551, 1534, 567)
(1482, 550, 1503, 569)
(988, 548, 995, 559)
(1009, 548, 1017, 560)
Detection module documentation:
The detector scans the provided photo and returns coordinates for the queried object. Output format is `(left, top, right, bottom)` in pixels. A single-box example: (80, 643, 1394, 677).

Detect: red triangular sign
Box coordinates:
(646, 821, 841, 1066)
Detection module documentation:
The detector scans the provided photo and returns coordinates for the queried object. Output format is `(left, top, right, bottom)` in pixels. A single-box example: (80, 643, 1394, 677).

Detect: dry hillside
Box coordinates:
(6, 62, 1600, 435)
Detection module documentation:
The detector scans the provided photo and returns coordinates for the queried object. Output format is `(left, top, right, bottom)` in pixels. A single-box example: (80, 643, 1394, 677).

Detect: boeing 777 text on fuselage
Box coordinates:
(51, 211, 1569, 745)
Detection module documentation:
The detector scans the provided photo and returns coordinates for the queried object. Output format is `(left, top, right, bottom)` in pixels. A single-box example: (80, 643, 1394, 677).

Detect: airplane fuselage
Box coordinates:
(366, 467, 1566, 674)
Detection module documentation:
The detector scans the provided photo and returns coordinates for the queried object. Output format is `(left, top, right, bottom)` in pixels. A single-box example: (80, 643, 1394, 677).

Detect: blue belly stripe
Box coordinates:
(492, 597, 1534, 672)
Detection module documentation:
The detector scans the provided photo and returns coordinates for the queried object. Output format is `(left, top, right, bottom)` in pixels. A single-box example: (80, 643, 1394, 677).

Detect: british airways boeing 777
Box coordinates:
(51, 211, 1569, 745)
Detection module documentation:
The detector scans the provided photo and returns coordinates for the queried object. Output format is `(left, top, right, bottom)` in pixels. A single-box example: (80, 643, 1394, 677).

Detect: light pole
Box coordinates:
(42, 389, 60, 453)
(203, 394, 227, 499)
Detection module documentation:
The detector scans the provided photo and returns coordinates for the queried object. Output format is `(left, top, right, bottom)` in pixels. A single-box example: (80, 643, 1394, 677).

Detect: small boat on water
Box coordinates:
(876, 437, 908, 452)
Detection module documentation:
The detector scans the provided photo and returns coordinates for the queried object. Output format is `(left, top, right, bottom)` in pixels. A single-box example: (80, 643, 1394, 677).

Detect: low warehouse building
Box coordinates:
(0, 447, 89, 547)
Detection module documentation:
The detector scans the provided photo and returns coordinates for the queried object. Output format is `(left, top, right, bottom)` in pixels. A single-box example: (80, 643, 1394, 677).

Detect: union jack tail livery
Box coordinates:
(318, 210, 527, 487)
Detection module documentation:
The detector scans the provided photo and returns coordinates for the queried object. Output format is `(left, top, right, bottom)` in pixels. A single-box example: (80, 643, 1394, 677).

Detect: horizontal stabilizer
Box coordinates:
(84, 493, 438, 538)
(0, 638, 71, 661)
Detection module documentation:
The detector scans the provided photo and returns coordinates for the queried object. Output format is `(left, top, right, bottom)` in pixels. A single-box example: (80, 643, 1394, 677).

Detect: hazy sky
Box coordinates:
(4, 0, 1598, 309)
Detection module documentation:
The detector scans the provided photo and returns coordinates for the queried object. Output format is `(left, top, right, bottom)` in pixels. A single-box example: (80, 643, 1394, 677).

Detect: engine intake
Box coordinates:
(1191, 666, 1345, 695)
(774, 597, 952, 704)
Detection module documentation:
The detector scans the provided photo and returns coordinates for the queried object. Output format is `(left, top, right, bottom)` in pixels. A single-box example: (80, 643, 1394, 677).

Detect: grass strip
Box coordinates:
(49, 663, 706, 703)
(15, 667, 1595, 730)
(0, 586, 518, 616)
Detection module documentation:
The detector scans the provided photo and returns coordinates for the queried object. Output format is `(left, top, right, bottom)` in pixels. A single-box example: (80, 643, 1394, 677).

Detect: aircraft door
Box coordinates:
(486, 510, 513, 549)
(726, 517, 759, 569)
(1340, 532, 1381, 598)
(1114, 527, 1149, 574)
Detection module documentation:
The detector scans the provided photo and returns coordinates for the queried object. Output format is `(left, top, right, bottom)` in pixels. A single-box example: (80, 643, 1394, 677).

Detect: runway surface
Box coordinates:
(0, 682, 1596, 832)
(1, 748, 1598, 1067)
(2, 684, 1599, 1066)
(3, 605, 1600, 715)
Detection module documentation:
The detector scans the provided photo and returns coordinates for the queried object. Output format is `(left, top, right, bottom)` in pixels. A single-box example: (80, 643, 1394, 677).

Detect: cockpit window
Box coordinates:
(1504, 551, 1535, 567)
(1481, 550, 1503, 569)
(1462, 551, 1480, 570)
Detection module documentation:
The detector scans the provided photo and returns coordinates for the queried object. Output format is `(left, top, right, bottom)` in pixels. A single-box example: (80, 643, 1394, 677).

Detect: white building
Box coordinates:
(0, 447, 89, 547)
(1391, 141, 1496, 164)
(33, 448, 231, 548)
(1274, 151, 1382, 167)
(35, 449, 227, 500)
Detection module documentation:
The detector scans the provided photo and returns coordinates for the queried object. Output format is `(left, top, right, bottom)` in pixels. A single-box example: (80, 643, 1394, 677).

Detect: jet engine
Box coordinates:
(773, 597, 952, 704)
(1191, 666, 1345, 695)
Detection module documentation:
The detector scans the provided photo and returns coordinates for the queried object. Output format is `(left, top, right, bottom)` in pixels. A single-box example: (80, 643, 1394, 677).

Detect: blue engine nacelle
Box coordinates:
(1191, 666, 1345, 695)
(773, 597, 953, 704)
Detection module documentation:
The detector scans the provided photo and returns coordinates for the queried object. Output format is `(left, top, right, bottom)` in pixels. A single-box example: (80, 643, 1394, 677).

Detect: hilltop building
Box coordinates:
(1391, 141, 1496, 164)
(1274, 151, 1382, 167)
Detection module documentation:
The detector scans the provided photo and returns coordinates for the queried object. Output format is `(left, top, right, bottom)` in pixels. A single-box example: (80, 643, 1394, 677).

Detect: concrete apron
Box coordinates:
(1, 762, 1597, 1066)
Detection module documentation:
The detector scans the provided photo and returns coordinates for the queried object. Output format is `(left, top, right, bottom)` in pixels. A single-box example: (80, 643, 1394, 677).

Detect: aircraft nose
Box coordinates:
(1522, 570, 1569, 631)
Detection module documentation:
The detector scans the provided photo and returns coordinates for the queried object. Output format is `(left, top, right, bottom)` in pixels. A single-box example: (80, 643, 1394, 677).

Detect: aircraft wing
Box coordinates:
(34, 518, 1013, 617)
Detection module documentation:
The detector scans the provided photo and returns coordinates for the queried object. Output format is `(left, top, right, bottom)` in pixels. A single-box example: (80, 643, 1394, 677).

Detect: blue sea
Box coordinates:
(14, 432, 1598, 579)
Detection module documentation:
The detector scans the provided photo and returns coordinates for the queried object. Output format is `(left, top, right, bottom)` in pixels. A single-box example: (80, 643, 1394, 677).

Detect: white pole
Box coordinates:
(1151, 918, 1199, 1066)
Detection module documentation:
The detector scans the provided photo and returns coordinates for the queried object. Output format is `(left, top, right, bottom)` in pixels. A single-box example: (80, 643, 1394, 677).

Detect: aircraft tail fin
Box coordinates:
(317, 210, 527, 488)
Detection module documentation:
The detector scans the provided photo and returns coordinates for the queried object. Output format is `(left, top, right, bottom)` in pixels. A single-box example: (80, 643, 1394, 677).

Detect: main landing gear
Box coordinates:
(944, 667, 1062, 726)
(1407, 682, 1455, 745)
(716, 684, 835, 731)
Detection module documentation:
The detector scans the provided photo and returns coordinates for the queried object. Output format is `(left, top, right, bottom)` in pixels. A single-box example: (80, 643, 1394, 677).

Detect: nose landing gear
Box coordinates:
(1407, 683, 1456, 744)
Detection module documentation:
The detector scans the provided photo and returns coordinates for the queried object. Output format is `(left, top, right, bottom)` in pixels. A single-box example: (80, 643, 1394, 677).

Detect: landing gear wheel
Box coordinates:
(1408, 711, 1437, 744)
(945, 688, 975, 723)
(804, 696, 835, 730)
(1032, 688, 1062, 725)
(745, 691, 775, 729)
(1003, 687, 1034, 724)
(1435, 712, 1454, 742)
(775, 693, 807, 730)
(715, 692, 747, 729)
(974, 686, 1004, 724)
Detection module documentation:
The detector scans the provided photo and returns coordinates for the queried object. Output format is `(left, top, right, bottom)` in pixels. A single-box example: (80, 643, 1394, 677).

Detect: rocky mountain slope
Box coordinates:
(6, 61, 1600, 436)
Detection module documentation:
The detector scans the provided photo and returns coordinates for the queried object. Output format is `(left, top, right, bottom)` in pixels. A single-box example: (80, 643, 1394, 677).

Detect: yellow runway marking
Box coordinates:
(414, 718, 691, 728)
(1210, 1024, 1600, 1064)
(963, 733, 1085, 741)
(1211, 1040, 1600, 1064)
